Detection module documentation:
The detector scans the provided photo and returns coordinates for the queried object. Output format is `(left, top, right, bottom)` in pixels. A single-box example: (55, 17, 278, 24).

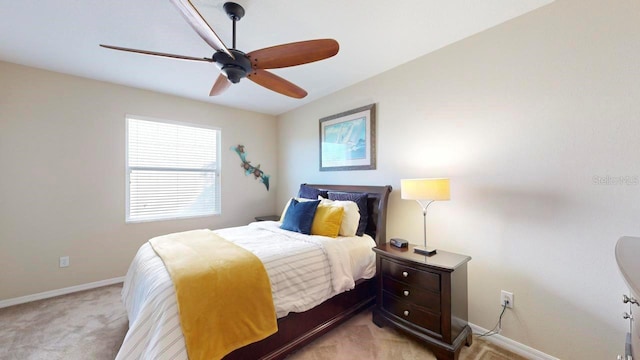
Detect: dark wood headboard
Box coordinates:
(301, 184, 392, 245)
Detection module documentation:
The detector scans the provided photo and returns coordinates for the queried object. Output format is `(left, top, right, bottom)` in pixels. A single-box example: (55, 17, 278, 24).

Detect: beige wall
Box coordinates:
(0, 61, 277, 300)
(276, 0, 640, 358)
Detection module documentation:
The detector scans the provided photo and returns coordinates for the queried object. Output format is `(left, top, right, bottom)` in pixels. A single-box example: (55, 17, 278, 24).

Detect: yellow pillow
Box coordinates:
(311, 205, 344, 238)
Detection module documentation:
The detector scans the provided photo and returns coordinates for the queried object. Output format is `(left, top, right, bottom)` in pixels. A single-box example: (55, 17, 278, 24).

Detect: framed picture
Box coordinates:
(319, 103, 376, 171)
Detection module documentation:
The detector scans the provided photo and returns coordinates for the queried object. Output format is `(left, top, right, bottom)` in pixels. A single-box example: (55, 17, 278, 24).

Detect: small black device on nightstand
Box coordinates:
(390, 238, 408, 248)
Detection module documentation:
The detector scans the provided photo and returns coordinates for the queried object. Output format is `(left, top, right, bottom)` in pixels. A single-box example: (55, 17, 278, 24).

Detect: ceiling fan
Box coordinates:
(100, 1, 339, 99)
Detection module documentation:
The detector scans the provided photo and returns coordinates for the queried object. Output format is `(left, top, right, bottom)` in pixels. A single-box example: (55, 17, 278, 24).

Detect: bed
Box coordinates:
(116, 184, 391, 360)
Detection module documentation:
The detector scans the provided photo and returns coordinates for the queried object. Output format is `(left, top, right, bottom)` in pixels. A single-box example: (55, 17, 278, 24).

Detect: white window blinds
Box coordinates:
(126, 116, 220, 222)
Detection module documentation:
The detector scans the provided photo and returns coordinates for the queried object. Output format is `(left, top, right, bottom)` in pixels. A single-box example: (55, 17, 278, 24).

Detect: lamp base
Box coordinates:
(414, 246, 437, 256)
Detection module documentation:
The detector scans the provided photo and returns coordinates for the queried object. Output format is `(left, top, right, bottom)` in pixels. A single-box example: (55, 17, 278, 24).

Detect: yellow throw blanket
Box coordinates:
(149, 229, 277, 360)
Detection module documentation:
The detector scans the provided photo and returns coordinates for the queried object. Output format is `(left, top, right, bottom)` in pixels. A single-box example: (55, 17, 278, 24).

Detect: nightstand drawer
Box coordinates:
(382, 292, 441, 335)
(381, 258, 440, 293)
(382, 276, 440, 313)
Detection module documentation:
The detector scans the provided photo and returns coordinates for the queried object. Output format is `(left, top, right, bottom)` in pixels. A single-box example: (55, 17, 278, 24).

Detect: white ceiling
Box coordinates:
(0, 0, 553, 115)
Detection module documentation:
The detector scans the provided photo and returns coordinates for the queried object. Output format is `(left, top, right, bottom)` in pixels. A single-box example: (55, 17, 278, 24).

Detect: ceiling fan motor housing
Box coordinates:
(214, 49, 252, 83)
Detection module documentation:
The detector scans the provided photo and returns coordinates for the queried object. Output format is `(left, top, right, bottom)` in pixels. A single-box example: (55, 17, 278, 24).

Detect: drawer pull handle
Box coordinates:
(403, 290, 410, 296)
(402, 271, 408, 278)
(403, 310, 409, 317)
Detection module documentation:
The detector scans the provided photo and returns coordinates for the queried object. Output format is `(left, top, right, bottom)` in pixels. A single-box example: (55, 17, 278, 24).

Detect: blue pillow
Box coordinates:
(298, 184, 329, 200)
(328, 192, 368, 236)
(280, 199, 321, 235)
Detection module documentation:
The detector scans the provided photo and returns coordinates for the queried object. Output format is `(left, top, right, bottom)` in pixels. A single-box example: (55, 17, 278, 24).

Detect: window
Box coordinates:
(126, 116, 220, 222)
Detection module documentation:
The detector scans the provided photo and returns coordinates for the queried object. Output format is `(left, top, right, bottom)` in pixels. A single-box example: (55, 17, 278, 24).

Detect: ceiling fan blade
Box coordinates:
(209, 74, 231, 96)
(169, 0, 233, 58)
(100, 44, 214, 63)
(248, 39, 339, 69)
(247, 69, 307, 99)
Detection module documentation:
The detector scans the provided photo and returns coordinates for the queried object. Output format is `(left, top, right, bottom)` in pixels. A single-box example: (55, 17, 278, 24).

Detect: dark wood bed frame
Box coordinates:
(224, 184, 392, 360)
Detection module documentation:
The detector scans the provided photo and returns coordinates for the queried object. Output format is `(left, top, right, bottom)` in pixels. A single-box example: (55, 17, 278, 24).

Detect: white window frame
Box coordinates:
(125, 115, 221, 223)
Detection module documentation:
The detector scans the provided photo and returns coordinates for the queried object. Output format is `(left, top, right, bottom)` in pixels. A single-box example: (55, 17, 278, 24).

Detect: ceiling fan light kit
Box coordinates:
(100, 1, 339, 99)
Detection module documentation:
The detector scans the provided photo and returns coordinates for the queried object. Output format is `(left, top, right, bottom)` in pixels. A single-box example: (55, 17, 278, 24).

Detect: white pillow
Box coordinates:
(319, 198, 360, 237)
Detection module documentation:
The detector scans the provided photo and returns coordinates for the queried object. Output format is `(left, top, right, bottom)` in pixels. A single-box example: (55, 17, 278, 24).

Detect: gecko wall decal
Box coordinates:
(231, 144, 270, 191)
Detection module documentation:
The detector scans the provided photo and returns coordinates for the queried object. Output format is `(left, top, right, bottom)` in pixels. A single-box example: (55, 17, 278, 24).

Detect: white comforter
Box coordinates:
(116, 221, 376, 360)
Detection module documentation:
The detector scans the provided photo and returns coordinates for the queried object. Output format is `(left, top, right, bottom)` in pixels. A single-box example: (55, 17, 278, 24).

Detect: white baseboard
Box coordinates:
(469, 323, 559, 360)
(0, 276, 125, 309)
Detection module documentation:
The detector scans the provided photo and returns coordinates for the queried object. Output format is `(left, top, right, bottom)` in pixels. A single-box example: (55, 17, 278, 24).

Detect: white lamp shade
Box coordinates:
(401, 178, 450, 201)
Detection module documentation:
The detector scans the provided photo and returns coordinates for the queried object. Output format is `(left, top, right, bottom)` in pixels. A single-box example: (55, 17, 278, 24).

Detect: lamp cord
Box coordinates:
(477, 301, 508, 337)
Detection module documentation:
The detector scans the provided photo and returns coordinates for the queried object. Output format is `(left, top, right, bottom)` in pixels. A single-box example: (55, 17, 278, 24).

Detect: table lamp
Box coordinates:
(401, 178, 450, 256)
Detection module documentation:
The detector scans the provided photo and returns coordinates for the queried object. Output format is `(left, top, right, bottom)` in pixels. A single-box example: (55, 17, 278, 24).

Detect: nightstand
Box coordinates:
(372, 243, 472, 360)
(254, 215, 280, 222)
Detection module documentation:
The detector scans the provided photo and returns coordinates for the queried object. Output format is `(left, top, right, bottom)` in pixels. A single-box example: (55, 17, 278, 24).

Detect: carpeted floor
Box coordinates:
(0, 284, 526, 360)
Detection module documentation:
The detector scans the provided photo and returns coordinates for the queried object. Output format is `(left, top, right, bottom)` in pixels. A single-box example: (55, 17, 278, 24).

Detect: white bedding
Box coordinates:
(116, 221, 376, 360)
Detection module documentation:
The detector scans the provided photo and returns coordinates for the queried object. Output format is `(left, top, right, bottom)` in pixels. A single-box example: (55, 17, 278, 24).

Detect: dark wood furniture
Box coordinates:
(372, 243, 472, 360)
(254, 215, 280, 222)
(616, 236, 640, 360)
(225, 184, 392, 360)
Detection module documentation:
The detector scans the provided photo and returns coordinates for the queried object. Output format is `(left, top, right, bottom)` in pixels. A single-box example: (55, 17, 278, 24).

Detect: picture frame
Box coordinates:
(319, 103, 376, 171)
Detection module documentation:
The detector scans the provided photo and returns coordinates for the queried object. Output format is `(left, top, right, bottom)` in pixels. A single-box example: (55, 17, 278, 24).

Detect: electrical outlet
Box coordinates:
(59, 256, 70, 268)
(500, 290, 514, 308)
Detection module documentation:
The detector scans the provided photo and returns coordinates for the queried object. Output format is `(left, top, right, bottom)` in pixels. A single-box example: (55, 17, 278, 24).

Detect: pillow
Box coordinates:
(280, 199, 320, 235)
(298, 184, 329, 200)
(319, 198, 360, 237)
(280, 197, 316, 221)
(328, 192, 368, 236)
(310, 205, 344, 238)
